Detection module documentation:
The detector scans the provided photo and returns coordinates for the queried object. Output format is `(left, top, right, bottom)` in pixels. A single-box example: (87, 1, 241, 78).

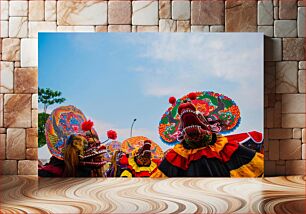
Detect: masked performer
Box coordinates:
(38, 106, 110, 177)
(115, 136, 164, 177)
(153, 92, 264, 177)
(105, 150, 129, 177)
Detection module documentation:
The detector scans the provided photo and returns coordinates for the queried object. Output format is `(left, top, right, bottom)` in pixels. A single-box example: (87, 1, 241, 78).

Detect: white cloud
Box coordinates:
(130, 34, 263, 102)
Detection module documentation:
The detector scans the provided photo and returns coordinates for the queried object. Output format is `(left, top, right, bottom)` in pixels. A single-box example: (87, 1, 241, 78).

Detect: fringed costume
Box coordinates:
(154, 91, 264, 177)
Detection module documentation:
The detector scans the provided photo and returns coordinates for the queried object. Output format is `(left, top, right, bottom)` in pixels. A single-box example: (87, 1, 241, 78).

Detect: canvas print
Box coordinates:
(38, 33, 264, 177)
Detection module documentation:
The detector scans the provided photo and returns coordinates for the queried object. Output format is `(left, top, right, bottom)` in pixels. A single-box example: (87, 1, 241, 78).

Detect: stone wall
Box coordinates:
(0, 0, 305, 176)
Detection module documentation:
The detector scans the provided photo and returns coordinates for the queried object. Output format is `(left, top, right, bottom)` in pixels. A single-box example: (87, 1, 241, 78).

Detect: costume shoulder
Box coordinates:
(163, 135, 239, 170)
(158, 135, 263, 177)
(227, 145, 264, 177)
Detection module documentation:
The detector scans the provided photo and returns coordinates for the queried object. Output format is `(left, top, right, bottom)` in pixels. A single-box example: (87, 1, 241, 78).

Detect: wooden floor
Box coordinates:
(0, 176, 305, 214)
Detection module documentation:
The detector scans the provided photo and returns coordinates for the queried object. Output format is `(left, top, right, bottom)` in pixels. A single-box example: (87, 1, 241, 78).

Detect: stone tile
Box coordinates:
(225, 0, 256, 32)
(276, 61, 298, 93)
(29, 1, 44, 21)
(32, 94, 38, 109)
(210, 25, 224, 32)
(269, 128, 292, 139)
(14, 61, 20, 68)
(2, 38, 20, 61)
(32, 109, 38, 128)
(298, 70, 305, 93)
(26, 128, 38, 148)
(264, 94, 268, 107)
(0, 94, 3, 127)
(258, 26, 273, 37)
(0, 1, 9, 20)
(1, 21, 9, 38)
(274, 20, 297, 37)
(191, 25, 209, 32)
(299, 61, 306, 70)
(275, 162, 286, 176)
(18, 160, 38, 175)
(268, 140, 279, 160)
(276, 160, 285, 166)
(26, 148, 37, 160)
(132, 1, 158, 25)
(6, 128, 26, 159)
(274, 7, 279, 20)
(177, 21, 190, 32)
(159, 1, 171, 19)
(303, 129, 306, 143)
(282, 94, 305, 113)
(264, 62, 276, 93)
(258, 0, 273, 25)
(293, 128, 302, 139)
(0, 128, 6, 134)
(45, 1, 57, 21)
(20, 38, 38, 67)
(266, 93, 275, 106)
(264, 160, 276, 176)
(9, 17, 28, 38)
(57, 26, 95, 32)
(282, 114, 305, 128)
(298, 0, 305, 6)
(280, 139, 302, 160)
(57, 1, 107, 25)
(108, 1, 131, 24)
(132, 26, 136, 32)
(0, 134, 5, 159)
(4, 94, 31, 128)
(108, 25, 131, 32)
(273, 100, 282, 128)
(136, 26, 158, 32)
(283, 38, 305, 61)
(279, 0, 297, 19)
(0, 61, 14, 93)
(0, 160, 17, 175)
(265, 108, 274, 128)
(95, 26, 108, 32)
(298, 7, 305, 37)
(0, 38, 2, 52)
(273, 0, 279, 7)
(172, 1, 190, 20)
(264, 129, 269, 151)
(286, 160, 305, 175)
(265, 151, 269, 160)
(9, 1, 28, 17)
(29, 21, 57, 38)
(302, 144, 306, 159)
(159, 19, 177, 32)
(265, 38, 282, 61)
(14, 68, 38, 93)
(192, 0, 224, 25)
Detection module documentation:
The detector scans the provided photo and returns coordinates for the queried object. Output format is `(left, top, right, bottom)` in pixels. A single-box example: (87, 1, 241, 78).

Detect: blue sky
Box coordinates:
(39, 33, 263, 152)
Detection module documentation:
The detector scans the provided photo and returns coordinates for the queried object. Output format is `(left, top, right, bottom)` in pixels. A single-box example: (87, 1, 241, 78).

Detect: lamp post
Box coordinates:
(130, 119, 137, 137)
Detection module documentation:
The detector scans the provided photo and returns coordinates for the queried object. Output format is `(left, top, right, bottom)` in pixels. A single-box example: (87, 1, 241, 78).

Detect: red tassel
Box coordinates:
(188, 92, 197, 100)
(169, 96, 176, 105)
(107, 130, 117, 140)
(81, 120, 94, 131)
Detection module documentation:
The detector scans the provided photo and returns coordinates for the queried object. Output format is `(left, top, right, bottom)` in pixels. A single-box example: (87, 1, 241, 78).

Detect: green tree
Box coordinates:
(38, 88, 66, 113)
(38, 88, 66, 147)
(38, 112, 50, 148)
